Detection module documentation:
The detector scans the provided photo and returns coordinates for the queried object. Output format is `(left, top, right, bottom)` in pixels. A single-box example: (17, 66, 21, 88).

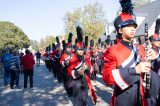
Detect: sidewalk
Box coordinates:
(0, 64, 112, 106)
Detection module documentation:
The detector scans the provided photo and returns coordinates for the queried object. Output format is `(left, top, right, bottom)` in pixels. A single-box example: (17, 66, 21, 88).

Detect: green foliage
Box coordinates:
(0, 21, 30, 50)
(63, 2, 107, 42)
(30, 40, 39, 50)
(39, 36, 55, 49)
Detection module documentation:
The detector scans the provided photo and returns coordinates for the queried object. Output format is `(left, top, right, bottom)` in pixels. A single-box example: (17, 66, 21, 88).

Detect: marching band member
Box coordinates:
(60, 33, 73, 97)
(67, 26, 97, 106)
(102, 0, 160, 106)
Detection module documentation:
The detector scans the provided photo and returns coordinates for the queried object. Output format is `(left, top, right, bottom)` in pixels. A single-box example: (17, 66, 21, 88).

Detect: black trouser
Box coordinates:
(24, 69, 33, 88)
(62, 68, 68, 88)
(150, 71, 160, 106)
(114, 85, 141, 106)
(62, 67, 73, 96)
(51, 61, 57, 78)
(157, 91, 160, 106)
(99, 65, 102, 74)
(45, 60, 51, 71)
(10, 69, 20, 88)
(55, 61, 62, 82)
(93, 64, 97, 79)
(72, 78, 88, 106)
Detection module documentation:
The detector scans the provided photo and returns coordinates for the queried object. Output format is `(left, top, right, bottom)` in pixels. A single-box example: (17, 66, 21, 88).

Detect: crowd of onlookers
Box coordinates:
(0, 48, 41, 89)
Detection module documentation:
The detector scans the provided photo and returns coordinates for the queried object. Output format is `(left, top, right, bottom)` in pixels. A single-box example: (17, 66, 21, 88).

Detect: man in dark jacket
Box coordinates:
(35, 50, 41, 67)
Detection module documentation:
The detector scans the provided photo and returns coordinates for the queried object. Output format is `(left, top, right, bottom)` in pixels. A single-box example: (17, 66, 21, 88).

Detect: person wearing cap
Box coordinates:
(96, 38, 103, 75)
(60, 33, 73, 97)
(67, 26, 97, 106)
(149, 18, 160, 105)
(102, 0, 160, 106)
(50, 43, 57, 78)
(43, 46, 52, 71)
(100, 41, 108, 75)
(149, 34, 160, 49)
(48, 45, 53, 72)
(86, 39, 98, 80)
(149, 34, 160, 75)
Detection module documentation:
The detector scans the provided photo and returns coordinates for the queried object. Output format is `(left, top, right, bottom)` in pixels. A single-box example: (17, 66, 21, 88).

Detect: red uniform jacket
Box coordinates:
(86, 50, 99, 72)
(60, 52, 72, 67)
(67, 53, 93, 78)
(102, 40, 147, 106)
(67, 53, 97, 104)
(43, 52, 52, 60)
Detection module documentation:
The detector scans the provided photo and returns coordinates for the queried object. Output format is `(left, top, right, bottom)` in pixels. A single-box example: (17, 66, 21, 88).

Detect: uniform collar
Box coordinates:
(121, 40, 133, 49)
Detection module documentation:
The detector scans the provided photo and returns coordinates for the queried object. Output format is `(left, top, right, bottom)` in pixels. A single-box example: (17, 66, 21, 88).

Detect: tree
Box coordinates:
(39, 38, 46, 49)
(63, 2, 107, 42)
(39, 36, 55, 49)
(30, 40, 39, 50)
(0, 21, 30, 50)
(82, 2, 107, 40)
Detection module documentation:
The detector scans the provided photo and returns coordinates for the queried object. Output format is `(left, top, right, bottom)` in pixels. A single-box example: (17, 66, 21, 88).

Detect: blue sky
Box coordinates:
(0, 0, 120, 41)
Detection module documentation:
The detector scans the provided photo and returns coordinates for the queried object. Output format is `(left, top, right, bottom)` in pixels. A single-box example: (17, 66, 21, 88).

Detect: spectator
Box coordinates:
(9, 50, 21, 89)
(1, 48, 12, 86)
(22, 49, 35, 88)
(19, 52, 24, 74)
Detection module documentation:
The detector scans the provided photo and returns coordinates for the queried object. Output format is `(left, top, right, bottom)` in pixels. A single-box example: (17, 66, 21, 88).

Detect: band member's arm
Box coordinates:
(60, 54, 65, 66)
(67, 62, 80, 79)
(102, 48, 140, 90)
(60, 54, 71, 67)
(54, 54, 60, 60)
(85, 58, 93, 74)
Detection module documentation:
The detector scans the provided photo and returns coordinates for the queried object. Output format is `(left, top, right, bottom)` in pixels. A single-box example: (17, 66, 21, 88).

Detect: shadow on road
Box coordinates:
(0, 64, 114, 106)
(0, 64, 72, 106)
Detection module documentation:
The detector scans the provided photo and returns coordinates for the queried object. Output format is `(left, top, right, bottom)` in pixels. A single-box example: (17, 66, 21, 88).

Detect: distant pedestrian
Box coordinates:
(35, 50, 41, 67)
(22, 49, 35, 88)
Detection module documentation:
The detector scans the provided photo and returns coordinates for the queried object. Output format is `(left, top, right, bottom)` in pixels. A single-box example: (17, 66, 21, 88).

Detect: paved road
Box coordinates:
(0, 64, 113, 106)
